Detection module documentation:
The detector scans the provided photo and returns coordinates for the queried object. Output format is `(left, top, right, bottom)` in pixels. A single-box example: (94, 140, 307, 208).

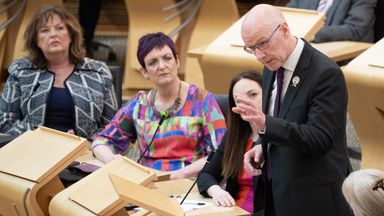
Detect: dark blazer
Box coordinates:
(287, 0, 377, 42)
(257, 40, 352, 216)
(197, 135, 263, 214)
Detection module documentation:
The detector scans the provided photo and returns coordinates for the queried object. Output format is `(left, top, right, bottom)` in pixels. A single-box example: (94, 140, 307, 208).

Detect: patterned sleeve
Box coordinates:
(0, 61, 27, 135)
(201, 93, 227, 154)
(100, 62, 118, 126)
(92, 94, 139, 154)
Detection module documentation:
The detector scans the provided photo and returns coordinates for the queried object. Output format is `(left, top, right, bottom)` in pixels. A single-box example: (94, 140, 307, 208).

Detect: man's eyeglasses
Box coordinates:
(244, 24, 281, 54)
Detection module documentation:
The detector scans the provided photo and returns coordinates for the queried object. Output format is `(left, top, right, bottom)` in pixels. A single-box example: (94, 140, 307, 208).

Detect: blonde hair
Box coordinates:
(24, 4, 85, 68)
(342, 169, 384, 216)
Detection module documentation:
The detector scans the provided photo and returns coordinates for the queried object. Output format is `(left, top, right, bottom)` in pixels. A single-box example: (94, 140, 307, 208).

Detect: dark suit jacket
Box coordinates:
(197, 134, 264, 214)
(257, 40, 352, 216)
(287, 0, 377, 42)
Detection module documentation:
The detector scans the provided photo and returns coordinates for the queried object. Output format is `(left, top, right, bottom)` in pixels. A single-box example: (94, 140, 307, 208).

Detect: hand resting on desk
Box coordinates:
(207, 185, 236, 207)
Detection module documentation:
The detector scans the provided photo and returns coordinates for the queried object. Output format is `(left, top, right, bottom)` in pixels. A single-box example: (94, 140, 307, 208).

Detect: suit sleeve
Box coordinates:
(286, 0, 300, 7)
(100, 63, 118, 126)
(314, 0, 377, 42)
(261, 67, 347, 155)
(0, 62, 28, 135)
(197, 134, 226, 197)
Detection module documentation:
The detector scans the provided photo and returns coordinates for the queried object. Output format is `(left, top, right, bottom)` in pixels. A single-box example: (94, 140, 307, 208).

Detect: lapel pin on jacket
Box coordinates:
(292, 76, 300, 87)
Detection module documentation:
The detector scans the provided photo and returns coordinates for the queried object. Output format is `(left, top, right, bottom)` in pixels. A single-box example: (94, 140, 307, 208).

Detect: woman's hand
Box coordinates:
(93, 144, 123, 164)
(67, 129, 75, 135)
(207, 185, 236, 207)
(169, 169, 187, 180)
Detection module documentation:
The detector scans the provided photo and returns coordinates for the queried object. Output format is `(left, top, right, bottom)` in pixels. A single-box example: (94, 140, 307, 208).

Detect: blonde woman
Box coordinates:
(342, 169, 384, 216)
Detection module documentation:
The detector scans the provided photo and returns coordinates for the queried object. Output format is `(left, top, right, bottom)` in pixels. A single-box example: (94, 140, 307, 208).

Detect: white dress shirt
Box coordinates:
(317, 0, 333, 14)
(267, 37, 305, 116)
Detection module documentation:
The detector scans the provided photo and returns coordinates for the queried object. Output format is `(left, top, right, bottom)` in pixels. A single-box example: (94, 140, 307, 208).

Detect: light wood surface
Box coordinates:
(312, 41, 372, 62)
(0, 126, 88, 216)
(123, 0, 180, 90)
(188, 7, 372, 94)
(0, 8, 7, 79)
(139, 179, 250, 216)
(49, 155, 249, 216)
(110, 174, 184, 216)
(343, 38, 384, 170)
(49, 157, 157, 216)
(179, 0, 239, 89)
(131, 178, 250, 216)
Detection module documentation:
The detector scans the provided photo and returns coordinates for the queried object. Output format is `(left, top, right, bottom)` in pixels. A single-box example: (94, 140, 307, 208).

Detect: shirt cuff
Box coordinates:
(258, 125, 266, 135)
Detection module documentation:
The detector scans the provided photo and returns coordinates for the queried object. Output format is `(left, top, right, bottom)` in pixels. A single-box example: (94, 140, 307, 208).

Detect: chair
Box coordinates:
(214, 94, 228, 120)
(108, 65, 122, 108)
(374, 0, 384, 42)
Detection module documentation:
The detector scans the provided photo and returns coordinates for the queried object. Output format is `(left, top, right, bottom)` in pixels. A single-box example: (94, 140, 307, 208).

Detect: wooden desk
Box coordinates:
(342, 38, 384, 170)
(50, 154, 249, 216)
(311, 41, 372, 62)
(49, 157, 157, 216)
(0, 127, 88, 216)
(152, 179, 250, 216)
(188, 10, 371, 94)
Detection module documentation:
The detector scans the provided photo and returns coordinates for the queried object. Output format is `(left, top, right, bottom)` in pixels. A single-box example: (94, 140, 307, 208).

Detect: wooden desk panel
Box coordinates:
(0, 127, 88, 216)
(0, 128, 87, 183)
(50, 157, 249, 215)
(188, 7, 371, 94)
(343, 38, 384, 170)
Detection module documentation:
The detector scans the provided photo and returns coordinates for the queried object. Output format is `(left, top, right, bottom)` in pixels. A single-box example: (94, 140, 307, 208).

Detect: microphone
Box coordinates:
(179, 151, 215, 205)
(26, 82, 40, 113)
(136, 111, 169, 163)
(27, 82, 40, 103)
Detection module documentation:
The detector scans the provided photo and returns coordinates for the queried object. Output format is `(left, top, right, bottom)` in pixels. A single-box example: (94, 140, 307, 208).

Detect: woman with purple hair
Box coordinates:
(92, 32, 226, 179)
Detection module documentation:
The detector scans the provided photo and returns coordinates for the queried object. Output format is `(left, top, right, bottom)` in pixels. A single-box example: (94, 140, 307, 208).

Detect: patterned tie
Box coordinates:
(317, 0, 328, 13)
(267, 67, 284, 180)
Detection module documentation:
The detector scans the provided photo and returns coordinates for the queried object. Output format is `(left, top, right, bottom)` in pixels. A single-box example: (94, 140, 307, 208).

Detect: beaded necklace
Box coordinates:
(152, 81, 182, 118)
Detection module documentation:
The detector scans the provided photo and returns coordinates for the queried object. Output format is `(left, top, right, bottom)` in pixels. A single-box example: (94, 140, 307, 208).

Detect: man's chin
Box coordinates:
(265, 64, 280, 72)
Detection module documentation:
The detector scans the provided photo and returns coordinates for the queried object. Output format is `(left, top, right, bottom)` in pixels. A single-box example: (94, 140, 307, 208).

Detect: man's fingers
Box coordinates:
(228, 195, 236, 206)
(244, 149, 257, 174)
(213, 199, 220, 207)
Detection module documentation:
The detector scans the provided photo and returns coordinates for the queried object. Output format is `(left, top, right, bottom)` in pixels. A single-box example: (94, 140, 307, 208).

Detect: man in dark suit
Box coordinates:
(235, 4, 352, 215)
(286, 0, 377, 43)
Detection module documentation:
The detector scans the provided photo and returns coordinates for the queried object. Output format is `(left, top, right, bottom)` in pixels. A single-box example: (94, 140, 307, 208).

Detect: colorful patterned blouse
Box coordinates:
(236, 139, 254, 213)
(93, 84, 226, 171)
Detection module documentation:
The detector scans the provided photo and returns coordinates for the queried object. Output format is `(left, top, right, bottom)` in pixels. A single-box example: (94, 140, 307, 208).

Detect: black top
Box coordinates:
(197, 134, 263, 215)
(44, 87, 75, 132)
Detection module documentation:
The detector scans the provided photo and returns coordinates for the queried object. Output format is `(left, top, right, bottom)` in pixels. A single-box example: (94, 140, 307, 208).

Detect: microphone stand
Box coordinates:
(179, 151, 215, 205)
(137, 112, 168, 163)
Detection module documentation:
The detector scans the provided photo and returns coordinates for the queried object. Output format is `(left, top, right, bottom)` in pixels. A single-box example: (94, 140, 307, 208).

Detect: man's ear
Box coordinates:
(140, 68, 149, 79)
(280, 22, 290, 35)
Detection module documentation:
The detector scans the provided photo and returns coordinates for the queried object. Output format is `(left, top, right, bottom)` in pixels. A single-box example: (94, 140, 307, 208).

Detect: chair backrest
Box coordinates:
(374, 0, 384, 42)
(108, 65, 122, 108)
(214, 94, 229, 120)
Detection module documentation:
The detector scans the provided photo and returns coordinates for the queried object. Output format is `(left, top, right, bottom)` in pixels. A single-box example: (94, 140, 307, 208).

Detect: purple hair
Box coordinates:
(137, 32, 178, 69)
